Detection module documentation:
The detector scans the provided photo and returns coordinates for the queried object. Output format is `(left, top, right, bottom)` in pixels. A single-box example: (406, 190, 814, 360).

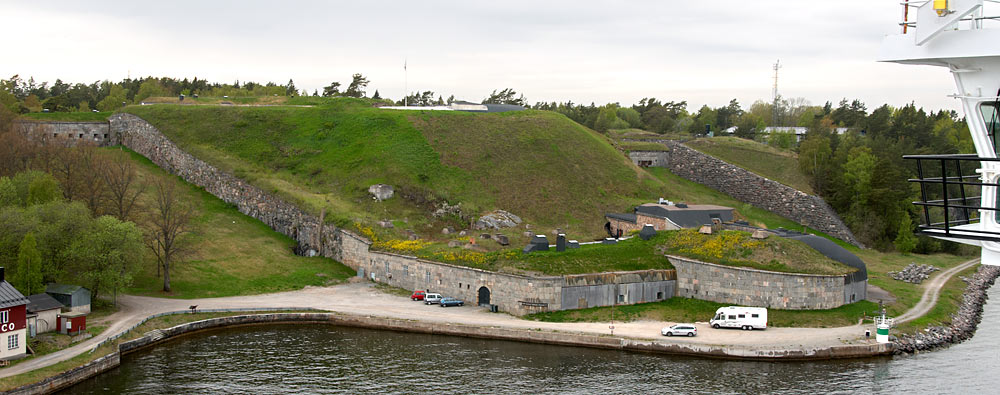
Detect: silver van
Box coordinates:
(424, 293, 443, 305)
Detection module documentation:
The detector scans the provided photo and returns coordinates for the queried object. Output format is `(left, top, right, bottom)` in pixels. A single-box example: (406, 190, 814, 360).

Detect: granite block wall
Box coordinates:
(669, 255, 859, 310)
(15, 120, 114, 146)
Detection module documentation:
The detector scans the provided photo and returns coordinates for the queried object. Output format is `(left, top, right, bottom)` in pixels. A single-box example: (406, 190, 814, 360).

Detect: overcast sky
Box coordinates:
(0, 0, 964, 111)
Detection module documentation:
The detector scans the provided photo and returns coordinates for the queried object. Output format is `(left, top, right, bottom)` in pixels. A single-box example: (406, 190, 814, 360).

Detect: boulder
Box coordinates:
(474, 210, 523, 230)
(442, 226, 455, 235)
(751, 229, 770, 239)
(698, 225, 713, 235)
(368, 184, 394, 201)
(494, 234, 510, 246)
(447, 240, 463, 248)
(377, 220, 394, 229)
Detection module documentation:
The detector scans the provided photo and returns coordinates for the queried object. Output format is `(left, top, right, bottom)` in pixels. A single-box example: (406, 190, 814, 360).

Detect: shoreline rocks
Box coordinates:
(892, 264, 1000, 354)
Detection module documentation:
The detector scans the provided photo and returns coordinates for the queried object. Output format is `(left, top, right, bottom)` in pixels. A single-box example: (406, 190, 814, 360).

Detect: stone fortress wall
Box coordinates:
(669, 255, 863, 310)
(623, 139, 862, 248)
(108, 113, 677, 315)
(14, 120, 115, 146)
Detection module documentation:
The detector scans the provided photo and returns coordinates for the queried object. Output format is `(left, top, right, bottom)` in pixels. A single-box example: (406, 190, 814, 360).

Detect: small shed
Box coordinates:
(45, 284, 91, 314)
(27, 293, 64, 335)
(56, 312, 86, 335)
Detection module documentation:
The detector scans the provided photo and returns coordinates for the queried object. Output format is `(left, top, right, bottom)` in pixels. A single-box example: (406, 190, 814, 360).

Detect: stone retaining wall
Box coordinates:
(108, 113, 677, 315)
(14, 120, 114, 146)
(3, 311, 897, 393)
(669, 255, 863, 309)
(622, 139, 860, 248)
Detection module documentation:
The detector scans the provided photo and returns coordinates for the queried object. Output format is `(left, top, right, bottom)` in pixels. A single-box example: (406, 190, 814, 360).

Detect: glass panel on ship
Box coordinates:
(982, 102, 1000, 222)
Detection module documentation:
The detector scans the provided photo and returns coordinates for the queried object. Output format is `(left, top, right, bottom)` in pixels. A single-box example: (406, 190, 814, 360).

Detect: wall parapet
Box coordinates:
(668, 255, 864, 310)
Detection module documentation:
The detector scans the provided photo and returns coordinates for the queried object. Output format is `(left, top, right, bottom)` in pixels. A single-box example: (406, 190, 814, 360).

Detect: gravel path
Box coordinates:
(2, 258, 982, 379)
(895, 258, 980, 324)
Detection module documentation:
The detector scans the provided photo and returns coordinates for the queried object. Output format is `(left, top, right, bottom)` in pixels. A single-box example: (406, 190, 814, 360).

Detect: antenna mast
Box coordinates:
(772, 60, 781, 126)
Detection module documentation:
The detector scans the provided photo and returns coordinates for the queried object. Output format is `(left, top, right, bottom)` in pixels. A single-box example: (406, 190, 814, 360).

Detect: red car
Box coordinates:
(411, 290, 426, 301)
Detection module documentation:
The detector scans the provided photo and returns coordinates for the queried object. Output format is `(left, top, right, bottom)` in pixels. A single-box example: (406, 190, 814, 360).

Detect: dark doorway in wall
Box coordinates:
(478, 286, 491, 306)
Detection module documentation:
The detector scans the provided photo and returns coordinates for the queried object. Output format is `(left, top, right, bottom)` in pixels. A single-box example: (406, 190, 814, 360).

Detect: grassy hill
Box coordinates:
(125, 99, 663, 241)
(116, 148, 355, 298)
(685, 136, 814, 194)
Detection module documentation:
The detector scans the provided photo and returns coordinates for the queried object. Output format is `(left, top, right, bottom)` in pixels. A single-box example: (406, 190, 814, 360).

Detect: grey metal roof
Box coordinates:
(605, 213, 637, 223)
(635, 204, 733, 228)
(27, 293, 64, 312)
(45, 283, 83, 295)
(0, 282, 29, 309)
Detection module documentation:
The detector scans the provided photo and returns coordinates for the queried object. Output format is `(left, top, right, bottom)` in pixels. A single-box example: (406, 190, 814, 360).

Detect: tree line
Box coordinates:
(0, 124, 192, 302)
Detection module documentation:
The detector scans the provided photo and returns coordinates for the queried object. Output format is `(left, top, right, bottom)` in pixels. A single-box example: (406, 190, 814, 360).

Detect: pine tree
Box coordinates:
(372, 90, 381, 100)
(15, 233, 43, 295)
(894, 214, 918, 254)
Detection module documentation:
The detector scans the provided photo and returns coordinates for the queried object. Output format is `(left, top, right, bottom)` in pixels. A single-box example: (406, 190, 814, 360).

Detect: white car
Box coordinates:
(424, 293, 443, 305)
(661, 324, 698, 337)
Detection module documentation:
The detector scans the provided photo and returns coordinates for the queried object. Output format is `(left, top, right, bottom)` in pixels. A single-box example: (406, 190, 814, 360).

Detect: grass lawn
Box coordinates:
(685, 136, 814, 194)
(113, 148, 356, 299)
(20, 112, 112, 122)
(526, 297, 878, 328)
(124, 101, 669, 241)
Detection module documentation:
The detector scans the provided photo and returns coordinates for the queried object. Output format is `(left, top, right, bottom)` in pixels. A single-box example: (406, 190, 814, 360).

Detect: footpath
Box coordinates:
(0, 258, 982, 379)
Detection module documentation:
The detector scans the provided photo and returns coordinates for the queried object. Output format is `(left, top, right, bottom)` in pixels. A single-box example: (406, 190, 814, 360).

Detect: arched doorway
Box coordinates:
(478, 286, 491, 306)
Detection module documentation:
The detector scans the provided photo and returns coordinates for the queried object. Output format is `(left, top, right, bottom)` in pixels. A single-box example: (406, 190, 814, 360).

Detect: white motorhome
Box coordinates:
(710, 306, 767, 330)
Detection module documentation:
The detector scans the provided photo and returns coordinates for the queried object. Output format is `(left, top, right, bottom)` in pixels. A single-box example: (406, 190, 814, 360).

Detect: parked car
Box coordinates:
(439, 297, 464, 307)
(411, 290, 426, 301)
(424, 293, 443, 305)
(661, 324, 698, 337)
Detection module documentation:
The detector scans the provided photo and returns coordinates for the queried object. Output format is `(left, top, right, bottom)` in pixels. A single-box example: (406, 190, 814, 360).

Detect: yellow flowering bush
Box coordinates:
(355, 222, 378, 242)
(666, 229, 761, 261)
(373, 239, 430, 254)
(433, 250, 488, 265)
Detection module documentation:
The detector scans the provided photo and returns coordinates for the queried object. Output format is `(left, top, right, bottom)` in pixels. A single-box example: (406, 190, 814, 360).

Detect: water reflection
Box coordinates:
(65, 287, 1000, 394)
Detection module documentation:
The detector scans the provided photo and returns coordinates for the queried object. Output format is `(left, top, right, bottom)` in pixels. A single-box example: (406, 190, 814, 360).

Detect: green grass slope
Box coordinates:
(125, 99, 660, 239)
(117, 148, 355, 298)
(685, 136, 814, 194)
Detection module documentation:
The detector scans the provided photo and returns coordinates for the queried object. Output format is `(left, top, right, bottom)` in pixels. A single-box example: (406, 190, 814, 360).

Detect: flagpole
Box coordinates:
(404, 59, 408, 107)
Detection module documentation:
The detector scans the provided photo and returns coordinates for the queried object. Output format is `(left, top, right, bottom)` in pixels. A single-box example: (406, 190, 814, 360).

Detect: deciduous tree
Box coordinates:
(145, 176, 192, 293)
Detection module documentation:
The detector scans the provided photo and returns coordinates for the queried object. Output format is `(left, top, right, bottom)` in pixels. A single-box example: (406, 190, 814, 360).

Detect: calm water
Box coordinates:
(66, 287, 1000, 394)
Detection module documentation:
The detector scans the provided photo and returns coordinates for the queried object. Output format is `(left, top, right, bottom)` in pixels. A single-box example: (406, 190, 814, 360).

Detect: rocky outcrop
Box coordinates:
(473, 210, 522, 230)
(892, 265, 1000, 354)
(890, 264, 940, 284)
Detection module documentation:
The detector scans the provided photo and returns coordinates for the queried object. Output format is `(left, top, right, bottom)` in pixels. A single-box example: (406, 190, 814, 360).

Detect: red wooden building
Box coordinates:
(0, 268, 29, 361)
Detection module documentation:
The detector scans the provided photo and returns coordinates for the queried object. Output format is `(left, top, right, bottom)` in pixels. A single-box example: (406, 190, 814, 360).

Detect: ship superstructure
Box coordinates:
(880, 0, 1000, 266)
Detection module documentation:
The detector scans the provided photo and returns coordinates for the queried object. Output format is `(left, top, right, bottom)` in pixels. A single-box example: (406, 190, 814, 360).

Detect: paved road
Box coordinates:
(1, 258, 983, 379)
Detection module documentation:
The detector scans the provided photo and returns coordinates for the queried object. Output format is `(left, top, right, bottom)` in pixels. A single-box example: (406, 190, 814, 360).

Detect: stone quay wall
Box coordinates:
(109, 113, 676, 315)
(5, 311, 896, 394)
(14, 120, 115, 146)
(669, 255, 858, 310)
(622, 139, 861, 248)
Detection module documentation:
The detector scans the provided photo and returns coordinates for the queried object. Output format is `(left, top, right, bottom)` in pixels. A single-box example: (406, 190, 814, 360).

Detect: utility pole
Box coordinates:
(404, 59, 408, 107)
(772, 60, 781, 126)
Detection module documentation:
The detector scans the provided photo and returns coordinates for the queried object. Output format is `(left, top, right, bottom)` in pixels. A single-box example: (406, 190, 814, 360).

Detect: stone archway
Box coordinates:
(478, 286, 491, 306)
